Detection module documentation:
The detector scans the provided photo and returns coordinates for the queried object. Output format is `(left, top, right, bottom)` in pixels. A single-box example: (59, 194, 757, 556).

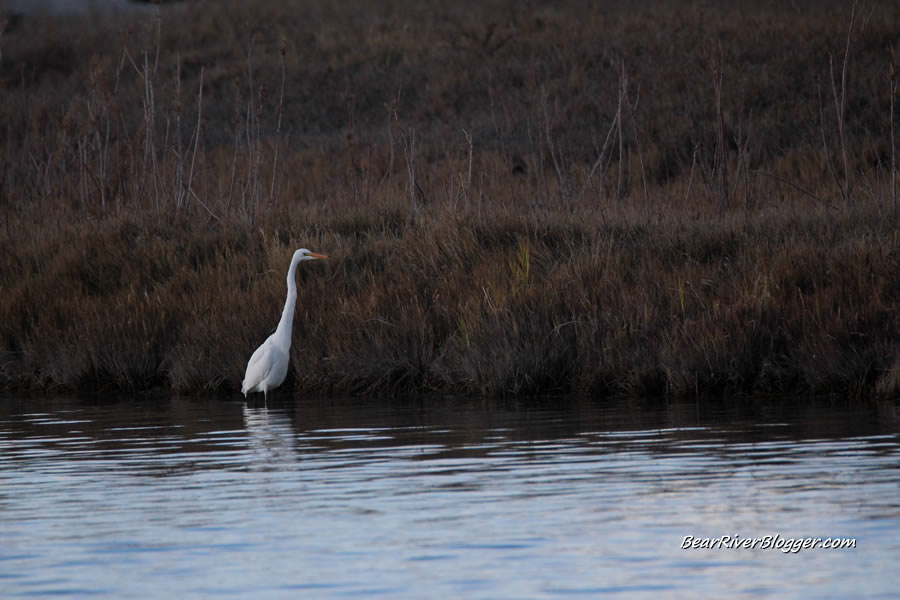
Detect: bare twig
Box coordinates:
(540, 86, 568, 205)
(401, 127, 418, 220)
(622, 61, 650, 219)
(270, 38, 287, 202)
(615, 64, 625, 206)
(751, 170, 838, 211)
(712, 41, 729, 213)
(226, 78, 241, 214)
(891, 47, 898, 221)
(189, 188, 220, 224)
(140, 51, 161, 217)
(576, 100, 620, 205)
(173, 55, 184, 212)
(461, 128, 473, 208)
(0, 16, 7, 65)
(244, 36, 262, 222)
(827, 0, 859, 205)
(185, 67, 204, 215)
(683, 142, 700, 210)
(152, 3, 161, 75)
(734, 130, 754, 212)
(818, 78, 843, 206)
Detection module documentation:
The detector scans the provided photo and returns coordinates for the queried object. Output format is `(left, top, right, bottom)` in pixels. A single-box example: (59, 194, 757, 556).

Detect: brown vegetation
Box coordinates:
(0, 0, 898, 398)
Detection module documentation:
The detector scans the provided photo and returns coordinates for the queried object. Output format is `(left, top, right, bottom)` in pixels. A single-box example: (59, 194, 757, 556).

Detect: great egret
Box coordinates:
(242, 248, 328, 401)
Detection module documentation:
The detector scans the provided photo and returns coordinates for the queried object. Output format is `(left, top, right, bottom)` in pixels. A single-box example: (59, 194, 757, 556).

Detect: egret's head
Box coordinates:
(294, 248, 328, 261)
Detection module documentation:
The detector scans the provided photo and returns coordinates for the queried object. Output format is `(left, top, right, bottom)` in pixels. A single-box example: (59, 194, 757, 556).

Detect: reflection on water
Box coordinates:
(1, 395, 899, 598)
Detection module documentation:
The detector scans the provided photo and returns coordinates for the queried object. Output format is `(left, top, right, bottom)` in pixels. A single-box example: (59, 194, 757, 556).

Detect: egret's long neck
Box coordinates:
(273, 256, 300, 349)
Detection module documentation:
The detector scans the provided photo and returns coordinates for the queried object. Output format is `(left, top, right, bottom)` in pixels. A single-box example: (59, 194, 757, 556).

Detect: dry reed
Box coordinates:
(0, 0, 898, 398)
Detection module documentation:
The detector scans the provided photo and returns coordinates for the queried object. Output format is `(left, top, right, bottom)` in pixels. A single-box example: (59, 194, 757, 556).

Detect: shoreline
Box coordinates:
(2, 207, 897, 399)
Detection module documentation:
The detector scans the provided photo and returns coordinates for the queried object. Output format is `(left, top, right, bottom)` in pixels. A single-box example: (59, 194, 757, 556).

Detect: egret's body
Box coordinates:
(242, 248, 327, 400)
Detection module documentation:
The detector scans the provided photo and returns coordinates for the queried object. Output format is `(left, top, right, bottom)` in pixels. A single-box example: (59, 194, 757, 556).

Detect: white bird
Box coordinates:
(242, 248, 328, 401)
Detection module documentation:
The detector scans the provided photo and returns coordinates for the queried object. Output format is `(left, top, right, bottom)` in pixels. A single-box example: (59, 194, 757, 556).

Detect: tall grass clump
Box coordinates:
(0, 0, 898, 399)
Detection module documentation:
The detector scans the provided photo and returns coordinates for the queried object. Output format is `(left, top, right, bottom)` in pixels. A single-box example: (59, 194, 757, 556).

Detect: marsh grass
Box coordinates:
(0, 0, 898, 398)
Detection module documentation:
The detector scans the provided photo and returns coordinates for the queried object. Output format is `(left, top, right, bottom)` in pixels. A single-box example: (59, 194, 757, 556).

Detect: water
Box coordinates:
(1, 395, 898, 598)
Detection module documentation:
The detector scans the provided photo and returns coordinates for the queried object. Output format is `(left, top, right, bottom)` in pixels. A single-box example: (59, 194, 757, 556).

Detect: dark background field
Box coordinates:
(1, 0, 898, 398)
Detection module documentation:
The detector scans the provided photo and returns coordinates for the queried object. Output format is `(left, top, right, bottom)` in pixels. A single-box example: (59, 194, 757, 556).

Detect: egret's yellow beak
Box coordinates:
(308, 252, 328, 260)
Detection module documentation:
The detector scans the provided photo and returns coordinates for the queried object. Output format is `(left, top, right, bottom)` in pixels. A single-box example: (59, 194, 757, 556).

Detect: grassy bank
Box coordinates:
(1, 0, 899, 398)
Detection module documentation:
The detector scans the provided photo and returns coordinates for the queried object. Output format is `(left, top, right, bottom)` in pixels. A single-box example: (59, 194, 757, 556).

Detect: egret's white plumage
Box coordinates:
(242, 248, 327, 400)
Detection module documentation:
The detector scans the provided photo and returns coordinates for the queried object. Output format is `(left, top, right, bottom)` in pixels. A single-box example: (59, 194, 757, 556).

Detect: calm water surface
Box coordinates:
(1, 395, 898, 598)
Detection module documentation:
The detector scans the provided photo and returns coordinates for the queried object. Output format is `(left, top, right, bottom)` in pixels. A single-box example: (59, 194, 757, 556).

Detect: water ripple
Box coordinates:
(0, 397, 898, 598)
